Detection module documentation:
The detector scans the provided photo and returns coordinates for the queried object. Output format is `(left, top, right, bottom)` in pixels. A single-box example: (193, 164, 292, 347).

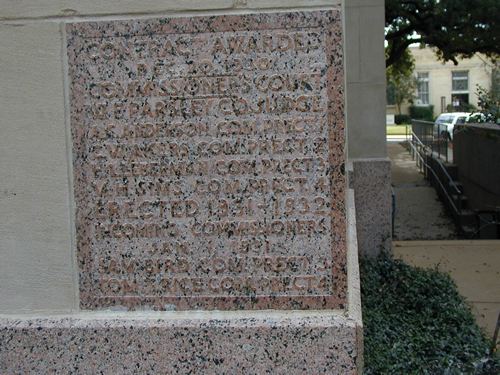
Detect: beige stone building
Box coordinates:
(388, 46, 494, 117)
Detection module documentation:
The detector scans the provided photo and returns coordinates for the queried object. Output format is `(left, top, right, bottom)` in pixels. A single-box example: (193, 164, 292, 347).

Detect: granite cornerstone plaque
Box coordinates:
(67, 10, 346, 310)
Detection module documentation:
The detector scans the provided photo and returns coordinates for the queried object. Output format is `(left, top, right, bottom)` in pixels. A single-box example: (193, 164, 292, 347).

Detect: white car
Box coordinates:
(434, 112, 469, 140)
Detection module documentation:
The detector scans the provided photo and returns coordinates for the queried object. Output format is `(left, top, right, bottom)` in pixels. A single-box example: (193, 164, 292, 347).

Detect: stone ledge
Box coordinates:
(0, 311, 358, 374)
(0, 0, 342, 21)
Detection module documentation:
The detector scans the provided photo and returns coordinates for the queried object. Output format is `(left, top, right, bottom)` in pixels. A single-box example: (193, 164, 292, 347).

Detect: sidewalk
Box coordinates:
(389, 142, 457, 240)
(394, 240, 500, 339)
(387, 134, 410, 143)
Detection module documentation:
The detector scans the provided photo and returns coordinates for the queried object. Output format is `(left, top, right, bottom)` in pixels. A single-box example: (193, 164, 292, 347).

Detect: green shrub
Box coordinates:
(361, 254, 499, 374)
(409, 105, 434, 121)
(475, 82, 500, 124)
(395, 114, 411, 124)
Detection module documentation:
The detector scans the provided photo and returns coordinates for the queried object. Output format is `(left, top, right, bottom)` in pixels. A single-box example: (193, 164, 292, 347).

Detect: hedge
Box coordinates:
(361, 255, 499, 374)
(409, 105, 434, 121)
(395, 114, 411, 125)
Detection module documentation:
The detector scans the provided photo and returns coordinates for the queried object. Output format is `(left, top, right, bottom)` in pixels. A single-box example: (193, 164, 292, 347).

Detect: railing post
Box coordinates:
(431, 123, 435, 155)
(411, 125, 415, 160)
(446, 135, 449, 163)
(438, 124, 441, 160)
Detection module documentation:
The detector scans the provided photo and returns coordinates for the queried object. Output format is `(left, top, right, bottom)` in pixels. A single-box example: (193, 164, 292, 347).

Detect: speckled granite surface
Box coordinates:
(66, 10, 347, 311)
(0, 312, 358, 374)
(352, 159, 392, 257)
(0, 188, 362, 374)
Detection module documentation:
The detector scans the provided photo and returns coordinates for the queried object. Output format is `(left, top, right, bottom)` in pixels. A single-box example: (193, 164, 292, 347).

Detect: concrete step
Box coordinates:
(458, 209, 477, 227)
(475, 212, 500, 239)
(452, 194, 469, 210)
(449, 181, 463, 194)
(460, 225, 477, 239)
(445, 164, 459, 180)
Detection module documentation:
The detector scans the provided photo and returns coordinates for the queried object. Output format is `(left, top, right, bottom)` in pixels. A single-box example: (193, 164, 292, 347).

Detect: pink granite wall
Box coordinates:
(67, 10, 347, 311)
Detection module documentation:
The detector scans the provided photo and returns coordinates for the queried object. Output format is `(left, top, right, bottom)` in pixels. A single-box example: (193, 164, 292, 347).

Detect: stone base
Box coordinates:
(0, 311, 359, 374)
(0, 189, 362, 373)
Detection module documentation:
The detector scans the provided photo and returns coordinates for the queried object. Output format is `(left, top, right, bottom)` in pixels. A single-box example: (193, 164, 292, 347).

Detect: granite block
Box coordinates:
(352, 158, 392, 257)
(66, 10, 347, 311)
(0, 311, 359, 374)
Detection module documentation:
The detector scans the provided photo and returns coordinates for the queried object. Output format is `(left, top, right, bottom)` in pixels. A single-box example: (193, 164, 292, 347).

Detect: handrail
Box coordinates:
(411, 130, 430, 150)
(412, 119, 434, 125)
(410, 128, 462, 196)
(429, 145, 462, 196)
(412, 119, 452, 163)
(407, 133, 460, 214)
(410, 120, 500, 239)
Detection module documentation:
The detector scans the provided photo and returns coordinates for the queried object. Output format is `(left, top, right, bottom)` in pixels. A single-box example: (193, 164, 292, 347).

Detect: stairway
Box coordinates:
(426, 156, 477, 238)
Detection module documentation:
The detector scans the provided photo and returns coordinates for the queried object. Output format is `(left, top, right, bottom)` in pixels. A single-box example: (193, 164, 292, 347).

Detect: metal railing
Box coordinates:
(409, 119, 500, 239)
(407, 133, 461, 215)
(411, 120, 452, 163)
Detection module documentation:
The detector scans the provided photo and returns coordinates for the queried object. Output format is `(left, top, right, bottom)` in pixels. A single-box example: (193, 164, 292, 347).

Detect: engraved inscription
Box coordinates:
(67, 11, 346, 310)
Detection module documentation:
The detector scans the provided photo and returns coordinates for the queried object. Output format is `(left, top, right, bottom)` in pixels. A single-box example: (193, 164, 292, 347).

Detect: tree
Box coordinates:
(387, 49, 416, 114)
(469, 67, 500, 123)
(385, 0, 500, 67)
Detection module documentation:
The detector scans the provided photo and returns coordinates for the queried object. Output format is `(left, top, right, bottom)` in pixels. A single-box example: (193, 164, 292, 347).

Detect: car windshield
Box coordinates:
(436, 115, 454, 124)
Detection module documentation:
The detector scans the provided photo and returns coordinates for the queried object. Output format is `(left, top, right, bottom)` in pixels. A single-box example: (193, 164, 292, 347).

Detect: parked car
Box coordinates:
(434, 112, 469, 140)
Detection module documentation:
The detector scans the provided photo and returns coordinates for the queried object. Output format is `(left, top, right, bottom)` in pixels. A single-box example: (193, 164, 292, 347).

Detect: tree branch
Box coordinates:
(386, 38, 421, 67)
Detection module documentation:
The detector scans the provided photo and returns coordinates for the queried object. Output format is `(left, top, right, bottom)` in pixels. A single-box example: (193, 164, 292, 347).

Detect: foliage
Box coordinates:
(387, 47, 416, 79)
(387, 49, 417, 114)
(469, 69, 500, 123)
(385, 0, 500, 67)
(361, 254, 499, 374)
(409, 105, 434, 121)
(395, 114, 412, 125)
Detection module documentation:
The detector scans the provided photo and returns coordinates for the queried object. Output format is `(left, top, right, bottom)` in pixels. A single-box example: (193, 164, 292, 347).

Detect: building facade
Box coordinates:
(388, 46, 494, 117)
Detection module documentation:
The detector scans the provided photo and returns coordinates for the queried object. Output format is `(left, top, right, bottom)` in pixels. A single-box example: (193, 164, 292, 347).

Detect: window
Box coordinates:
(452, 71, 469, 92)
(452, 71, 469, 108)
(416, 72, 429, 105)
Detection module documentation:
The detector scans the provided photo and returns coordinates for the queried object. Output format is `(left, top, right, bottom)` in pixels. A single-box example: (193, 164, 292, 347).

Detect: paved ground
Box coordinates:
(388, 142, 457, 240)
(386, 134, 410, 143)
(394, 240, 500, 340)
(389, 142, 499, 341)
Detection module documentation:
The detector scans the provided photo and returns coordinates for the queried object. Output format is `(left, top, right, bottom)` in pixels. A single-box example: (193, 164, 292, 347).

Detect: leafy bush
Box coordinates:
(475, 83, 499, 124)
(467, 112, 489, 124)
(361, 255, 499, 374)
(395, 114, 411, 124)
(409, 105, 434, 121)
